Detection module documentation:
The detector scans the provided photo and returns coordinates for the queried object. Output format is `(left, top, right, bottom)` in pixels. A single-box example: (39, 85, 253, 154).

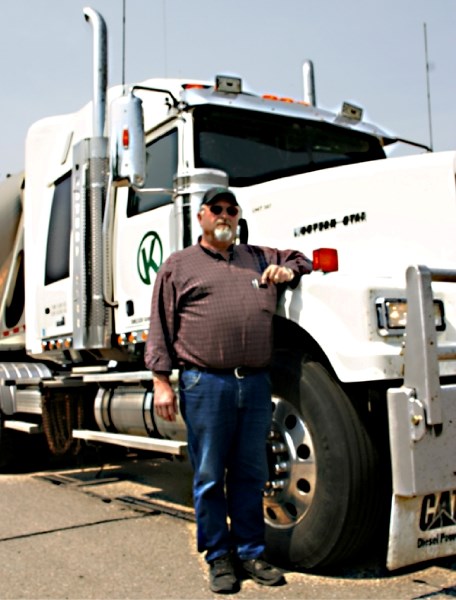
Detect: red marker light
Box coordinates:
(313, 248, 339, 273)
(122, 128, 129, 149)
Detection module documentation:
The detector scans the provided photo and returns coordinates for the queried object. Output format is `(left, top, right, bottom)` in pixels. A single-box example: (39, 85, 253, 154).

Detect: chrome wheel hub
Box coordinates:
(264, 395, 317, 528)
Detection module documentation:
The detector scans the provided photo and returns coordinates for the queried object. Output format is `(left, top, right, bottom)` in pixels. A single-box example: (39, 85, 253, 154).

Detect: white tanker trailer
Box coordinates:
(0, 172, 25, 353)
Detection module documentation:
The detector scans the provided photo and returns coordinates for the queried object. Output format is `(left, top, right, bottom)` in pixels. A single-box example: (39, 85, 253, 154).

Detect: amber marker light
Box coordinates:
(122, 128, 129, 148)
(183, 83, 207, 90)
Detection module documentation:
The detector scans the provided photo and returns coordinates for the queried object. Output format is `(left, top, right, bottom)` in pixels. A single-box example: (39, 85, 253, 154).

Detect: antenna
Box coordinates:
(423, 22, 434, 151)
(122, 0, 126, 94)
(163, 0, 168, 76)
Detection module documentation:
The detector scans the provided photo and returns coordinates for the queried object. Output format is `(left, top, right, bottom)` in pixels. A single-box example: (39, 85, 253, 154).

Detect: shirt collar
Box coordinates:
(198, 236, 235, 261)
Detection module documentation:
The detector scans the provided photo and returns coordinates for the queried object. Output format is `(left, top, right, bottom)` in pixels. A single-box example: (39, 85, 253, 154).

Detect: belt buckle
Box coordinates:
(234, 367, 245, 379)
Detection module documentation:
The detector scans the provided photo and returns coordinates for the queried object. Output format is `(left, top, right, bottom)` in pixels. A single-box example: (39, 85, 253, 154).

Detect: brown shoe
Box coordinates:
(241, 555, 285, 586)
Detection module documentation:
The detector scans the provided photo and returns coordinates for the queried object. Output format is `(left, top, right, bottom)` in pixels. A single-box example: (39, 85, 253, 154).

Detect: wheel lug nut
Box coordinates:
(271, 442, 287, 454)
(270, 479, 285, 490)
(274, 461, 289, 474)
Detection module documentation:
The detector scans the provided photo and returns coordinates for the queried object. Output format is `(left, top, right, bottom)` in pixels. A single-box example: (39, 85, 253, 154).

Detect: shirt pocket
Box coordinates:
(254, 284, 277, 314)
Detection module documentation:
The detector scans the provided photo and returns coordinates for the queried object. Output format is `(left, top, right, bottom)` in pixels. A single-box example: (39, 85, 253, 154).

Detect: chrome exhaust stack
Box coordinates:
(73, 8, 110, 350)
(83, 7, 107, 137)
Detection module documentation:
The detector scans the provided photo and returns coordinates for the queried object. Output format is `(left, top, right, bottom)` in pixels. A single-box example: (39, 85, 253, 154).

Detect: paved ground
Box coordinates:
(0, 454, 455, 599)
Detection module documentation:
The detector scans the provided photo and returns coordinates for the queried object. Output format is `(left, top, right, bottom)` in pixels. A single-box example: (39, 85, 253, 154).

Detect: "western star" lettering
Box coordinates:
(294, 212, 366, 237)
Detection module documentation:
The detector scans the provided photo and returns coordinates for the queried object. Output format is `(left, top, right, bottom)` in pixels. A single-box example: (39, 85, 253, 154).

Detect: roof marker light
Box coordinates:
(312, 248, 339, 273)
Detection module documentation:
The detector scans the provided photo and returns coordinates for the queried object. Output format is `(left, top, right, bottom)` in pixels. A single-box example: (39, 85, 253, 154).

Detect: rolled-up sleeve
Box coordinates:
(269, 247, 313, 288)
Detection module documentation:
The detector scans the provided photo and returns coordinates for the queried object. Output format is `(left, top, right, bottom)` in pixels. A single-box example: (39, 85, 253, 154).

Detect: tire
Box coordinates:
(264, 351, 383, 569)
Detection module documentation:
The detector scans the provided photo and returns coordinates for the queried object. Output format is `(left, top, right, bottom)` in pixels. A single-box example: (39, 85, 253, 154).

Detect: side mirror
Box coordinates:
(109, 92, 146, 187)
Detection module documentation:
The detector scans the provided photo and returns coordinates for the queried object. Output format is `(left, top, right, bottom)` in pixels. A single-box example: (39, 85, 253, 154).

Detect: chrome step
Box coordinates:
(72, 429, 187, 456)
(3, 420, 42, 434)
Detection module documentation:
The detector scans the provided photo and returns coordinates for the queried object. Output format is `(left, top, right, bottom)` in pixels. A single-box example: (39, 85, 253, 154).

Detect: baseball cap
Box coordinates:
(200, 186, 239, 207)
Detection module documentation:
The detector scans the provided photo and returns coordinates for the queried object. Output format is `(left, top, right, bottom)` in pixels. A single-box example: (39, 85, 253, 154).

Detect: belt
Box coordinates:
(180, 364, 266, 380)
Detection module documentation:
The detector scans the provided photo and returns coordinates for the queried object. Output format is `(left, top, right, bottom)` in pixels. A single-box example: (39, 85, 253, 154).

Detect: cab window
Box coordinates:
(193, 105, 385, 186)
(45, 172, 71, 285)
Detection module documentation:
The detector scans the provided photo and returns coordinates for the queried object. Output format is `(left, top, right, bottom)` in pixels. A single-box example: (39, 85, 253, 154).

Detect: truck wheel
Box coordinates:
(264, 352, 382, 568)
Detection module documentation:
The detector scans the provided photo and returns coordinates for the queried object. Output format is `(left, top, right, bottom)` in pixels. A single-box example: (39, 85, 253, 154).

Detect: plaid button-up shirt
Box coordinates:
(145, 242, 312, 374)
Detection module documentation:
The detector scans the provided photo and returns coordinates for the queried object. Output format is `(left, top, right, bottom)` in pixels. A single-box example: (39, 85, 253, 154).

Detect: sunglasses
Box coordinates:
(209, 204, 239, 217)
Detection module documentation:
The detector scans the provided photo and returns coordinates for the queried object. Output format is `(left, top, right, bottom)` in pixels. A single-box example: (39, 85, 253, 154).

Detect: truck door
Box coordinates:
(112, 121, 181, 337)
(39, 171, 73, 343)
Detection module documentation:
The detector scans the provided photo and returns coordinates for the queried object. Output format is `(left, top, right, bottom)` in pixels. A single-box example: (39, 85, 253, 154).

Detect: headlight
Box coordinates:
(376, 297, 445, 336)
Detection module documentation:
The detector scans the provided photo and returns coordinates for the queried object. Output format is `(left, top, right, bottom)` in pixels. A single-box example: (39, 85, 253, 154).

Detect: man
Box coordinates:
(145, 187, 312, 594)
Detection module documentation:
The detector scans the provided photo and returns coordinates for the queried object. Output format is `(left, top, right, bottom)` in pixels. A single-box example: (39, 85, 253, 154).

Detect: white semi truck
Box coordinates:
(1, 7, 456, 571)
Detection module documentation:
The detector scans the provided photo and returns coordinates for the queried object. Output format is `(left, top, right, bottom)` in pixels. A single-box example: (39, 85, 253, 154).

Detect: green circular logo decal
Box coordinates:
(137, 231, 163, 285)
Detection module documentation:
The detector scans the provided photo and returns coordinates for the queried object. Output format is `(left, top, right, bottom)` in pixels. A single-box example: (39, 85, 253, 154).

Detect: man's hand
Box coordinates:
(261, 265, 294, 286)
(153, 373, 178, 422)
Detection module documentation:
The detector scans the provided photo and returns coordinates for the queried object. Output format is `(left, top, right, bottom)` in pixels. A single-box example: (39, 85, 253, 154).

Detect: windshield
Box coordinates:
(193, 105, 386, 186)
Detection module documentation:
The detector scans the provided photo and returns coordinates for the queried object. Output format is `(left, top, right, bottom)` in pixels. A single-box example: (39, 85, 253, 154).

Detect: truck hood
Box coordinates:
(238, 151, 456, 281)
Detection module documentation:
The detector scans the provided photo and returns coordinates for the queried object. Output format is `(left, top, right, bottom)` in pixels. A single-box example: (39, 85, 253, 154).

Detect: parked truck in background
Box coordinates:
(1, 7, 456, 572)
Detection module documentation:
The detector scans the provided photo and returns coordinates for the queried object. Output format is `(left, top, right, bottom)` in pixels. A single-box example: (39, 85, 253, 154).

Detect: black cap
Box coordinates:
(200, 186, 238, 207)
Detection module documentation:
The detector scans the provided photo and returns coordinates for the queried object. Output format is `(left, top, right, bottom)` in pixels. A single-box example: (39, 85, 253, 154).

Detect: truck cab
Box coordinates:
(23, 77, 390, 365)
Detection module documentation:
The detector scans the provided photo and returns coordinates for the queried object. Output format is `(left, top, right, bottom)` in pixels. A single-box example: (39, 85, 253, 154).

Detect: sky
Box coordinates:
(1, 0, 456, 179)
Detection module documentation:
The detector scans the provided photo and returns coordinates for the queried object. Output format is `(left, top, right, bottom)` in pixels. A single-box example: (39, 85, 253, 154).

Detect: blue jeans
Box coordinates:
(179, 369, 272, 563)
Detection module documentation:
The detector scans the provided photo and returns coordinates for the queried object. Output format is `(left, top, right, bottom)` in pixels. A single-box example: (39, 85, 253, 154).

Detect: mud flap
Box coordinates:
(387, 493, 456, 570)
(387, 386, 456, 570)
